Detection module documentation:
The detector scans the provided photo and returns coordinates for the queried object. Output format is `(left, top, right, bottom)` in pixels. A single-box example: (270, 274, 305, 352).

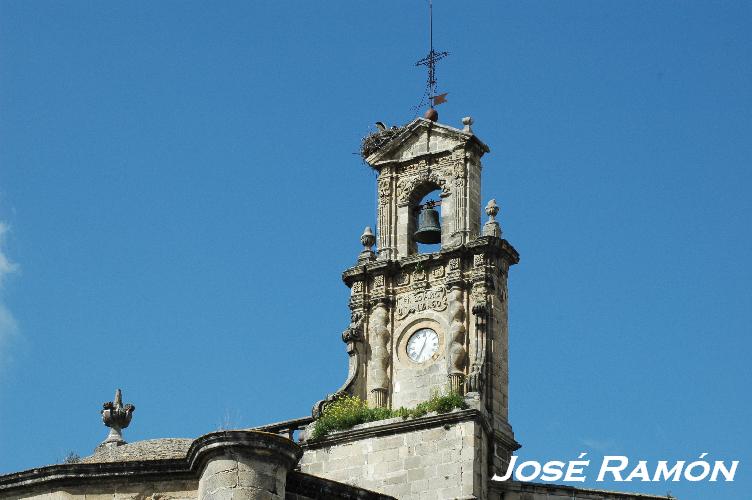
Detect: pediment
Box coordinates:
(365, 118, 489, 167)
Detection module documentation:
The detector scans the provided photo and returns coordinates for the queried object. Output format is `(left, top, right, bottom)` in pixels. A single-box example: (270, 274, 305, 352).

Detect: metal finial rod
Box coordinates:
(416, 0, 448, 103)
(429, 0, 433, 62)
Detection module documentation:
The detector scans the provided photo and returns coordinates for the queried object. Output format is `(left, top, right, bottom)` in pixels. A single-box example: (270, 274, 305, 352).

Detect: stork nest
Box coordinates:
(360, 126, 405, 160)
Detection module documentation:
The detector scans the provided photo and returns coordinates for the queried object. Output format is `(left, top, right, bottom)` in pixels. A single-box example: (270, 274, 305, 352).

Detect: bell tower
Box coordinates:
(312, 113, 521, 472)
(372, 116, 486, 261)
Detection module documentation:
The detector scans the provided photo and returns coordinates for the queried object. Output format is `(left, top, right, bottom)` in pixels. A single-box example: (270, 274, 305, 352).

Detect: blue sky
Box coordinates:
(0, 1, 750, 498)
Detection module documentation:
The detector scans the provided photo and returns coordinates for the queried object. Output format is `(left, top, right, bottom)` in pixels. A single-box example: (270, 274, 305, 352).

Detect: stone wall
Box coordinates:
(299, 411, 489, 500)
(198, 450, 289, 500)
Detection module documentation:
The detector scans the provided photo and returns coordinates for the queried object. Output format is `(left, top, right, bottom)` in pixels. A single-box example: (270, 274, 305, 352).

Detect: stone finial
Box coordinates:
(462, 116, 474, 133)
(99, 389, 135, 448)
(482, 199, 502, 238)
(360, 226, 375, 249)
(485, 199, 499, 219)
(358, 226, 377, 264)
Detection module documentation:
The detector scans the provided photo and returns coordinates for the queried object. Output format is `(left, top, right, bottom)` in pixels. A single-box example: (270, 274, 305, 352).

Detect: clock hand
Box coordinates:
(417, 336, 428, 359)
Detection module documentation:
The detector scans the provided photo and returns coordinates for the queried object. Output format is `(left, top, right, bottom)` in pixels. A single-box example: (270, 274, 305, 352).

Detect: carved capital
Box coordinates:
(472, 302, 488, 316)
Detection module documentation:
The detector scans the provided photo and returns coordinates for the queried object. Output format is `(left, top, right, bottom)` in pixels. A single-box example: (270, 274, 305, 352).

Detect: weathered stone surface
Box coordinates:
(81, 438, 193, 463)
(300, 411, 489, 500)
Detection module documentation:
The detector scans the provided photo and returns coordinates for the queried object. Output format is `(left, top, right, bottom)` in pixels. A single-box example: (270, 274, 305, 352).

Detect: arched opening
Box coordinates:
(410, 187, 443, 254)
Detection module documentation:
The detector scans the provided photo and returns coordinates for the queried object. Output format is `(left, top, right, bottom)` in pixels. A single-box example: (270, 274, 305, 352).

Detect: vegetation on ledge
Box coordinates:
(310, 392, 468, 441)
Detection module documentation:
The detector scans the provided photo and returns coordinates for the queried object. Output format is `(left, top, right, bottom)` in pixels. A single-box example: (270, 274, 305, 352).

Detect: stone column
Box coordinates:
(447, 286, 467, 395)
(368, 300, 391, 408)
(196, 431, 301, 500)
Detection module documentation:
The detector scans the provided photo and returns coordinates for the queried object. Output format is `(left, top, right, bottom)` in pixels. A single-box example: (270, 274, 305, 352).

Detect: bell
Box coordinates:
(413, 205, 442, 244)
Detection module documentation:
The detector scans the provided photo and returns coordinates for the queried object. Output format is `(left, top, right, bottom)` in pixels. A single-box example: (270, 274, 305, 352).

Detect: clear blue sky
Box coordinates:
(0, 2, 750, 499)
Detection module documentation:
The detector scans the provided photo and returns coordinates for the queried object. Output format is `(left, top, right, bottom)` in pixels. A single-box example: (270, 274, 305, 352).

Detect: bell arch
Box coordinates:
(408, 180, 444, 255)
(391, 170, 456, 258)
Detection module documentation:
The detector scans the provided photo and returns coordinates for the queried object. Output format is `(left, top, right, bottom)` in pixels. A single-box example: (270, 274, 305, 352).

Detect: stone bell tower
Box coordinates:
(312, 113, 520, 466)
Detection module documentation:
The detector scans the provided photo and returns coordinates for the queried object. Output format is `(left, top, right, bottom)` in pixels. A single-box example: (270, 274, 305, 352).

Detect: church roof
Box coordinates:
(79, 437, 193, 463)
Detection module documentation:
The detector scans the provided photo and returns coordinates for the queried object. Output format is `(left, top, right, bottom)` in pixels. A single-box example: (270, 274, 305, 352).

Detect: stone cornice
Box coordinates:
(0, 430, 300, 495)
(342, 238, 519, 287)
(365, 118, 490, 168)
(287, 472, 396, 500)
(303, 408, 518, 451)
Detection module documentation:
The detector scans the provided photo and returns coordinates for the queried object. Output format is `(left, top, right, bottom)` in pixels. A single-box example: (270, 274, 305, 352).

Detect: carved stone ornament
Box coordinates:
(358, 227, 377, 264)
(351, 281, 363, 294)
(413, 268, 427, 282)
(396, 171, 450, 205)
(401, 158, 428, 175)
(431, 265, 445, 279)
(449, 258, 461, 271)
(396, 272, 410, 286)
(471, 283, 488, 304)
(360, 226, 376, 249)
(373, 275, 385, 288)
(395, 286, 448, 320)
(453, 163, 466, 179)
(378, 178, 391, 200)
(342, 312, 364, 343)
(100, 389, 135, 448)
(447, 287, 467, 395)
(482, 199, 502, 238)
(369, 302, 390, 408)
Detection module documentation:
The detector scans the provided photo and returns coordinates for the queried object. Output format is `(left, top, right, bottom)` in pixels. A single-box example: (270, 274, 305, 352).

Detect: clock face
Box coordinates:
(406, 328, 439, 363)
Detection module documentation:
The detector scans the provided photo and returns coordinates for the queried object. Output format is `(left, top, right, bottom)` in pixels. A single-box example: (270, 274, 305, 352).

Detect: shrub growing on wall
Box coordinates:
(310, 392, 467, 441)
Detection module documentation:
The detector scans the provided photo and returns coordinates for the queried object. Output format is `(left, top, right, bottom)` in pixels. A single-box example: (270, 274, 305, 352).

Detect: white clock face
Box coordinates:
(406, 328, 439, 363)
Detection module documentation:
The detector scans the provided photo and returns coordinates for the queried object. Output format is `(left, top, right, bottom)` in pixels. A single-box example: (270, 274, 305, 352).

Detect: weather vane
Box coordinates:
(415, 0, 449, 114)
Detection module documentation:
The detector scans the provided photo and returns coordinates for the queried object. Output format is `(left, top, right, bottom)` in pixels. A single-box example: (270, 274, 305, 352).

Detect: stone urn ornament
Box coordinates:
(100, 389, 135, 447)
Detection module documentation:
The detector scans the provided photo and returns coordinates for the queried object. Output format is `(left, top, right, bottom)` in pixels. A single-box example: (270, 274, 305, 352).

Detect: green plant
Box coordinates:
(310, 391, 468, 441)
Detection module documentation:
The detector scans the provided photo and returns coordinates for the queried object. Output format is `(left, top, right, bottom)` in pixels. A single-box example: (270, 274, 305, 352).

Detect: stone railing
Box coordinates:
(251, 416, 313, 442)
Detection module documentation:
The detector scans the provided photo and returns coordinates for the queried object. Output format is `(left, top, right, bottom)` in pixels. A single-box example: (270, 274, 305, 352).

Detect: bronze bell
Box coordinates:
(414, 203, 442, 244)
